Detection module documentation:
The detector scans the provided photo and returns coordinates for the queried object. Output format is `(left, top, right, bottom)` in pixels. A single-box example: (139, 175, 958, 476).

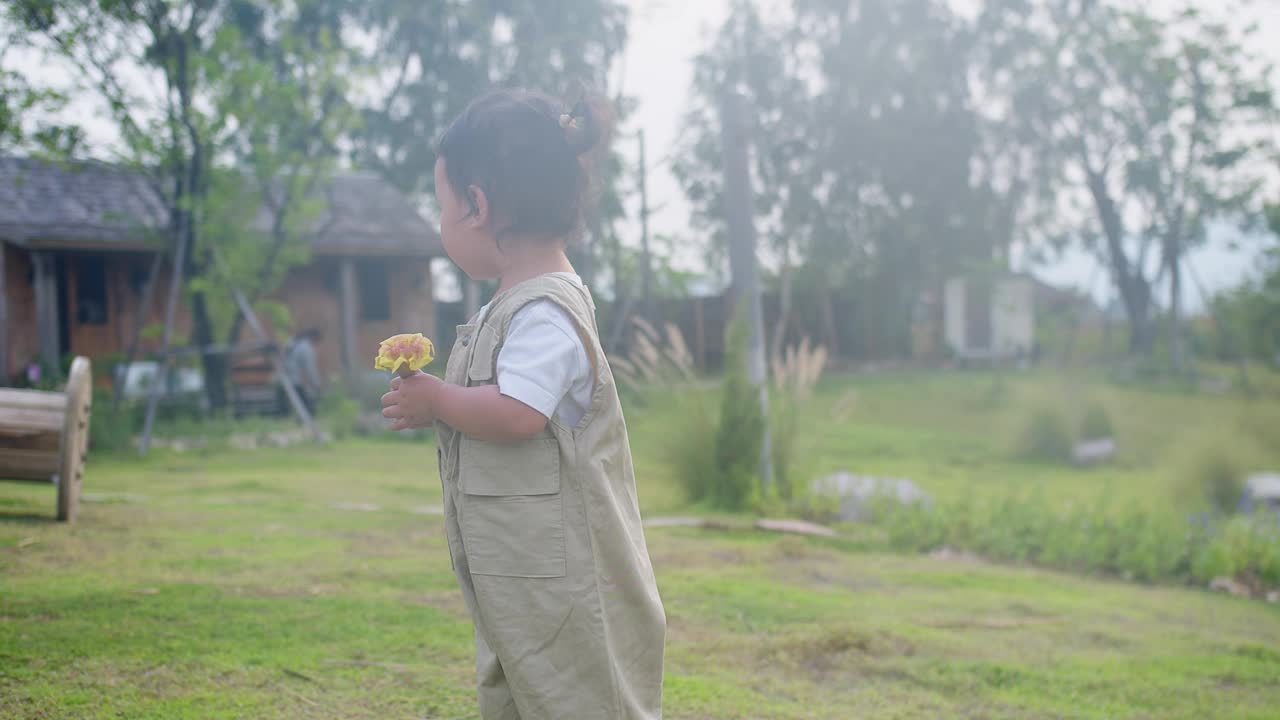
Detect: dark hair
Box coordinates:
(300, 327, 322, 342)
(436, 88, 611, 243)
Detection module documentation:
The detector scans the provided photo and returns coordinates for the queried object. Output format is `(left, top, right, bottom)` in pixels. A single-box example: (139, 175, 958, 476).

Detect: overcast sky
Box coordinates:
(617, 0, 1280, 310)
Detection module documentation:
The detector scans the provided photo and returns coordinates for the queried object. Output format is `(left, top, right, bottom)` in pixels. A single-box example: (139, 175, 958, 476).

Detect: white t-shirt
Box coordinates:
(476, 273, 594, 427)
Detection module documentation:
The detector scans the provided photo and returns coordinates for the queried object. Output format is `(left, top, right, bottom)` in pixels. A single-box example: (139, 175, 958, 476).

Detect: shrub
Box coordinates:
(1181, 448, 1245, 515)
(713, 307, 764, 511)
(874, 480, 1280, 592)
(883, 501, 948, 554)
(1192, 517, 1280, 587)
(786, 490, 843, 525)
(1013, 407, 1073, 464)
(666, 390, 719, 504)
(1079, 403, 1114, 441)
(610, 319, 715, 504)
(317, 387, 361, 440)
(771, 338, 828, 500)
(88, 391, 137, 454)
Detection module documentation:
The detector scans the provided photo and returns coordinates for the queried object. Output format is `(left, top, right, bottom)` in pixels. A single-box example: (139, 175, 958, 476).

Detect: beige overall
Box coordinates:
(435, 274, 666, 719)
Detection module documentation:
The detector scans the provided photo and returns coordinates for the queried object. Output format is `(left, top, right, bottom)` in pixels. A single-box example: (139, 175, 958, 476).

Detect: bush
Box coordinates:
(609, 319, 715, 503)
(666, 390, 719, 504)
(770, 338, 828, 500)
(1079, 403, 1114, 441)
(713, 307, 764, 511)
(1013, 407, 1073, 464)
(88, 391, 137, 454)
(786, 490, 843, 525)
(877, 484, 1280, 591)
(1192, 517, 1280, 587)
(317, 387, 361, 440)
(1181, 448, 1245, 515)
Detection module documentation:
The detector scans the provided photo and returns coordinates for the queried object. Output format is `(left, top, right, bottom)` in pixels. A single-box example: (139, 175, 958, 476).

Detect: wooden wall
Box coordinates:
(2, 245, 434, 385)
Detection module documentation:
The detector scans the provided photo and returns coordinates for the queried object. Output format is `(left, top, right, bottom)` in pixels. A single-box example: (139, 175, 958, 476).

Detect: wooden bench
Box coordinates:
(0, 357, 92, 522)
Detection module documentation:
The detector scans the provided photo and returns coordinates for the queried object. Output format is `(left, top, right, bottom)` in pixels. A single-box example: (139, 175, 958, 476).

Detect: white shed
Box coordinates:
(944, 276, 1035, 361)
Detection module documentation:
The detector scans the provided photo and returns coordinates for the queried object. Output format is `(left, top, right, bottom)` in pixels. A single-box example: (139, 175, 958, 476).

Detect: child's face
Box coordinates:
(435, 157, 500, 280)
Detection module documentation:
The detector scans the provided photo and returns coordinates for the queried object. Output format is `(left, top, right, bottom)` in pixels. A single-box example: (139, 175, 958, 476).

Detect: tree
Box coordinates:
(673, 1, 819, 358)
(0, 17, 82, 156)
(347, 0, 631, 302)
(198, 0, 361, 402)
(675, 0, 989, 360)
(975, 0, 1276, 361)
(10, 0, 359, 408)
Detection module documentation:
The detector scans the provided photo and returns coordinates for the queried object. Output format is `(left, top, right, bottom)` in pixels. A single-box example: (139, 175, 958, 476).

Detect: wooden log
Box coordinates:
(0, 389, 66, 412)
(0, 448, 60, 480)
(0, 410, 64, 437)
(0, 357, 92, 522)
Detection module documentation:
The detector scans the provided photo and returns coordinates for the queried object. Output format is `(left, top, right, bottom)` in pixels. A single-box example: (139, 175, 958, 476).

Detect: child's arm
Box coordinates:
(381, 373, 548, 442)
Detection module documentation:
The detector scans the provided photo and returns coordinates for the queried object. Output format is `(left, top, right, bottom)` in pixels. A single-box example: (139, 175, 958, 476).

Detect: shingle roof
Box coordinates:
(0, 155, 442, 257)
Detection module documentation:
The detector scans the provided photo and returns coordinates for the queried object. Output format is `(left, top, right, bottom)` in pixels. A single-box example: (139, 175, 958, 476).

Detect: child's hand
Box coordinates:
(381, 371, 441, 431)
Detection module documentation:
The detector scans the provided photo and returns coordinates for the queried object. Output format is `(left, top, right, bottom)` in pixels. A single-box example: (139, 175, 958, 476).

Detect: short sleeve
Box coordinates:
(496, 301, 587, 420)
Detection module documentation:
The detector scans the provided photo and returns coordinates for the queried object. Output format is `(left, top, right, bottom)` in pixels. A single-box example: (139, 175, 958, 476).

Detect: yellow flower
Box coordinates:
(375, 333, 435, 377)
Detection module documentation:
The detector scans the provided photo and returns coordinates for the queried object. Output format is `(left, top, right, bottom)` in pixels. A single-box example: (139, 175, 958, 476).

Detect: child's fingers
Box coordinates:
(380, 390, 399, 407)
(382, 404, 404, 420)
(389, 418, 411, 432)
(390, 376, 402, 391)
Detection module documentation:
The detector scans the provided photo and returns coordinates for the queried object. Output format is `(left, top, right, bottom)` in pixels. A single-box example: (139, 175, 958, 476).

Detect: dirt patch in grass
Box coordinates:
(756, 626, 916, 684)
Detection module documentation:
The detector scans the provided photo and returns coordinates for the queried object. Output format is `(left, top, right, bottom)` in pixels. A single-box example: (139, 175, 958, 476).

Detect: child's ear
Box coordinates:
(467, 185, 489, 229)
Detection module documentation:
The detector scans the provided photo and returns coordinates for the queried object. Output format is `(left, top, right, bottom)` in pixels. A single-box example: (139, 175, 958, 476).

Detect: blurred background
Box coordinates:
(2, 1, 1280, 716)
(2, 0, 1278, 389)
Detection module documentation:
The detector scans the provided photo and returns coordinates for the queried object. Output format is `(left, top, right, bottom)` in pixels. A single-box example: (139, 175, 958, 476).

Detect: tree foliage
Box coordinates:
(346, 0, 632, 289)
(7, 0, 360, 406)
(675, 0, 992, 359)
(676, 0, 1275, 364)
(974, 0, 1276, 357)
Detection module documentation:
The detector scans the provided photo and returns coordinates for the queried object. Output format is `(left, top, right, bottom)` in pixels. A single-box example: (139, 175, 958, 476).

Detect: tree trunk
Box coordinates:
(1126, 288, 1154, 355)
(190, 288, 228, 410)
(770, 260, 794, 366)
(1085, 166, 1154, 356)
(1168, 248, 1183, 373)
(821, 287, 840, 360)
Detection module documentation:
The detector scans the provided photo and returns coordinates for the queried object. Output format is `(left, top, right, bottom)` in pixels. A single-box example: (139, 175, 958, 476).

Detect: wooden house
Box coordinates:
(0, 155, 442, 388)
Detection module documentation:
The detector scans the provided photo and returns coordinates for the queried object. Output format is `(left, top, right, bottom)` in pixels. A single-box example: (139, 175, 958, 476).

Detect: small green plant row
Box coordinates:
(876, 490, 1280, 591)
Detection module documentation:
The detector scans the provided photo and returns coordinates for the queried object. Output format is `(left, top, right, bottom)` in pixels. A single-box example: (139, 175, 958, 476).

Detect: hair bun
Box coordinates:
(564, 96, 610, 156)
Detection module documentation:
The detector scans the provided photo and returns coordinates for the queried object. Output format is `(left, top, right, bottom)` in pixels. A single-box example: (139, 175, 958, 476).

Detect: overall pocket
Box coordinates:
(459, 435, 566, 578)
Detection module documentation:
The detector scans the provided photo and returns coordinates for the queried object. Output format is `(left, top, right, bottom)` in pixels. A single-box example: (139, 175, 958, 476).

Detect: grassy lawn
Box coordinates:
(3, 371, 1280, 718)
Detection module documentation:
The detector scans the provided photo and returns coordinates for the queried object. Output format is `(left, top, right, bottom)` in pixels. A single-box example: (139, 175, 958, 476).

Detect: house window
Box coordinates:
(358, 261, 391, 322)
(75, 259, 109, 325)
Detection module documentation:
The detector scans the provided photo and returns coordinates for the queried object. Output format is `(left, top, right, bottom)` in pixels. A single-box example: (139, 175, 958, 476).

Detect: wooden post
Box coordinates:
(339, 257, 359, 374)
(719, 89, 774, 489)
(0, 241, 8, 384)
(56, 356, 91, 522)
(32, 251, 60, 371)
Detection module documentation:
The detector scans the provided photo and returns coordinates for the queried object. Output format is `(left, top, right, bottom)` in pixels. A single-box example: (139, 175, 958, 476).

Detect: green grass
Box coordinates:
(774, 369, 1280, 513)
(3, 370, 1280, 718)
